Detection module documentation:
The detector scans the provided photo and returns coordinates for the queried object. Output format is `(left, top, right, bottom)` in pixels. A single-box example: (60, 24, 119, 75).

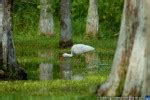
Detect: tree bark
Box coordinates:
(1, 0, 27, 80)
(141, 0, 150, 96)
(39, 0, 54, 36)
(85, 0, 99, 38)
(122, 0, 146, 96)
(0, 3, 3, 64)
(97, 0, 149, 96)
(59, 0, 73, 48)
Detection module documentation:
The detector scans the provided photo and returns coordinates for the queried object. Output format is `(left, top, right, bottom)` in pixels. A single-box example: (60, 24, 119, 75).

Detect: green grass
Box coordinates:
(0, 33, 117, 96)
(0, 75, 106, 96)
(0, 0, 120, 96)
(0, 94, 98, 100)
(1, 33, 116, 96)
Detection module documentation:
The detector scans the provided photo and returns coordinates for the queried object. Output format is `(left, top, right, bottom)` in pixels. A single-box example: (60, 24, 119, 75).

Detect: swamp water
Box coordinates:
(0, 42, 114, 97)
(25, 50, 111, 80)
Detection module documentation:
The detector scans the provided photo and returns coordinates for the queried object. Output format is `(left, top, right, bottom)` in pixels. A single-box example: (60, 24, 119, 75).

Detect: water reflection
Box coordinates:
(85, 52, 99, 71)
(39, 63, 53, 80)
(60, 57, 72, 80)
(59, 52, 99, 80)
(38, 51, 99, 80)
(38, 51, 53, 80)
(59, 54, 85, 80)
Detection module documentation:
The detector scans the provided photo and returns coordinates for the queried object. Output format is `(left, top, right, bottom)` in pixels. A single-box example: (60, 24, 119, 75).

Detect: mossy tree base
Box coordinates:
(59, 40, 73, 48)
(0, 64, 27, 80)
(0, 0, 27, 80)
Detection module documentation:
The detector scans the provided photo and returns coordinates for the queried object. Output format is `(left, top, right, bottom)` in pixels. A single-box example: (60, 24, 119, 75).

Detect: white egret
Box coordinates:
(63, 44, 95, 57)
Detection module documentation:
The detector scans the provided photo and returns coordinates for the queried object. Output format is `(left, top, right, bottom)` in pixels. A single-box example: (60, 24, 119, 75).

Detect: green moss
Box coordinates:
(115, 79, 125, 96)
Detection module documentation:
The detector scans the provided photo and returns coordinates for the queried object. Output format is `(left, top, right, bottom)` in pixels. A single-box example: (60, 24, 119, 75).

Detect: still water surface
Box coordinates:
(26, 50, 111, 80)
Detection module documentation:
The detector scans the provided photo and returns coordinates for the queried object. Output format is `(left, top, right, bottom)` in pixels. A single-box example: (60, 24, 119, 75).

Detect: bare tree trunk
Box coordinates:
(97, 0, 148, 96)
(1, 0, 27, 80)
(39, 0, 54, 36)
(85, 0, 99, 38)
(59, 0, 73, 48)
(142, 0, 150, 96)
(0, 3, 3, 64)
(122, 0, 146, 96)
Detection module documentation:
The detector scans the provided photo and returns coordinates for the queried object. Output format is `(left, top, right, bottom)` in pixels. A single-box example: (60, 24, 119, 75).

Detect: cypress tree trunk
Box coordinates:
(1, 0, 27, 80)
(97, 0, 149, 96)
(39, 0, 54, 36)
(59, 0, 73, 48)
(0, 3, 3, 64)
(85, 0, 99, 38)
(142, 0, 150, 96)
(122, 0, 146, 96)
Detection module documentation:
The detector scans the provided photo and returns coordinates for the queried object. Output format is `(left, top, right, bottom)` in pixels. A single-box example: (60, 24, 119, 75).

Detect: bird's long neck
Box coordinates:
(65, 52, 73, 57)
(69, 51, 73, 57)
